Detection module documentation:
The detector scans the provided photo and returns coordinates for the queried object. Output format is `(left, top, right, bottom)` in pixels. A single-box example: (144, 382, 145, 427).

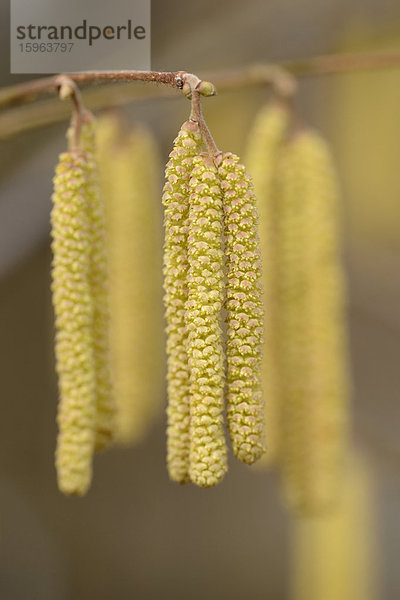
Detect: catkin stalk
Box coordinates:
(217, 152, 265, 464)
(162, 121, 205, 483)
(52, 151, 96, 495)
(96, 115, 164, 444)
(186, 154, 227, 487)
(277, 130, 349, 514)
(244, 101, 290, 465)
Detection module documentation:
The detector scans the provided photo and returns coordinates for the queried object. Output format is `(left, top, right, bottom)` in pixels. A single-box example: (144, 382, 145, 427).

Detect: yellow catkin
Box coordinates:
(277, 129, 349, 514)
(96, 115, 164, 444)
(217, 152, 265, 464)
(291, 452, 377, 600)
(162, 121, 205, 483)
(51, 151, 96, 495)
(244, 101, 290, 465)
(186, 154, 227, 487)
(68, 115, 115, 451)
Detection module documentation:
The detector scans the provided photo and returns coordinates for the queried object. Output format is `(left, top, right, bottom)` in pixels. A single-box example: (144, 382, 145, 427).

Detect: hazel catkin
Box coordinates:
(96, 115, 164, 445)
(51, 150, 97, 496)
(162, 120, 205, 483)
(217, 152, 265, 465)
(186, 153, 227, 487)
(277, 129, 349, 514)
(291, 452, 376, 600)
(67, 113, 115, 451)
(245, 101, 290, 465)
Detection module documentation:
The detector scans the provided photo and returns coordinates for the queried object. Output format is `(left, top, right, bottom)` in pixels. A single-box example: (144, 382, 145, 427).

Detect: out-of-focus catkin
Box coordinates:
(245, 101, 290, 465)
(186, 154, 227, 487)
(51, 150, 96, 496)
(217, 152, 265, 465)
(292, 452, 377, 600)
(96, 115, 164, 445)
(67, 115, 115, 451)
(162, 121, 205, 483)
(277, 129, 349, 514)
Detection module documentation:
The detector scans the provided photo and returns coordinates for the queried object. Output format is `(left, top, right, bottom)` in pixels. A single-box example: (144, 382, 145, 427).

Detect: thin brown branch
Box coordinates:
(203, 63, 298, 96)
(281, 51, 400, 76)
(0, 82, 175, 139)
(2, 51, 400, 139)
(0, 70, 181, 110)
(3, 50, 400, 110)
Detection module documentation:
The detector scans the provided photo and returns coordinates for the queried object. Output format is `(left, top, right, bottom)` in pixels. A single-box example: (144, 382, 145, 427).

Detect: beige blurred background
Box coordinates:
(1, 0, 400, 598)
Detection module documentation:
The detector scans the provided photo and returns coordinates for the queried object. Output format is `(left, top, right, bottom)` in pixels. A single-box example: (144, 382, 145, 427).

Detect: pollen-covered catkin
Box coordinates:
(186, 154, 227, 487)
(51, 151, 96, 496)
(277, 130, 349, 514)
(68, 115, 115, 451)
(217, 152, 265, 464)
(292, 453, 376, 600)
(96, 115, 164, 444)
(245, 101, 290, 465)
(162, 121, 205, 483)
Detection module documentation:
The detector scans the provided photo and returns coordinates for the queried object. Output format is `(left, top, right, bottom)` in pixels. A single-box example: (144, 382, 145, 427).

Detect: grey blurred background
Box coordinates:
(1, 0, 400, 598)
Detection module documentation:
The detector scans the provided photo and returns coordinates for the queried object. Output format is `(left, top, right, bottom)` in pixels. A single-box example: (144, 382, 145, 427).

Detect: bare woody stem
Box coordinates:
(281, 51, 400, 76)
(3, 51, 400, 139)
(185, 73, 220, 158)
(0, 70, 181, 110)
(4, 50, 400, 110)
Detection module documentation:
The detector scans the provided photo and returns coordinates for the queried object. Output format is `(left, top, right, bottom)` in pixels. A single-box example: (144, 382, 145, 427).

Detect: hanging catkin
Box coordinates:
(217, 152, 265, 465)
(96, 115, 164, 445)
(277, 129, 349, 514)
(52, 150, 96, 495)
(162, 121, 205, 483)
(186, 153, 227, 487)
(67, 113, 115, 451)
(291, 452, 377, 600)
(244, 101, 290, 465)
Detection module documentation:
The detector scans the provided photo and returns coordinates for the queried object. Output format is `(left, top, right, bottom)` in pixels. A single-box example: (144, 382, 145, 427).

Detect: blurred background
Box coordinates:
(1, 0, 400, 598)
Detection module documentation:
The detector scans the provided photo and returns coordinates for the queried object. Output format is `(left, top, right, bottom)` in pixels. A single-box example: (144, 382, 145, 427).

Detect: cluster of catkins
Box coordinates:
(49, 93, 368, 600)
(51, 111, 163, 495)
(246, 102, 373, 599)
(163, 120, 265, 487)
(245, 100, 350, 515)
(51, 98, 349, 510)
(51, 108, 265, 495)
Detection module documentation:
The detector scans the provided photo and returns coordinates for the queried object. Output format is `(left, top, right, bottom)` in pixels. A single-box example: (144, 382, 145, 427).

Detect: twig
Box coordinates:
(3, 50, 400, 109)
(2, 51, 400, 139)
(0, 82, 175, 139)
(281, 51, 400, 76)
(0, 70, 181, 110)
